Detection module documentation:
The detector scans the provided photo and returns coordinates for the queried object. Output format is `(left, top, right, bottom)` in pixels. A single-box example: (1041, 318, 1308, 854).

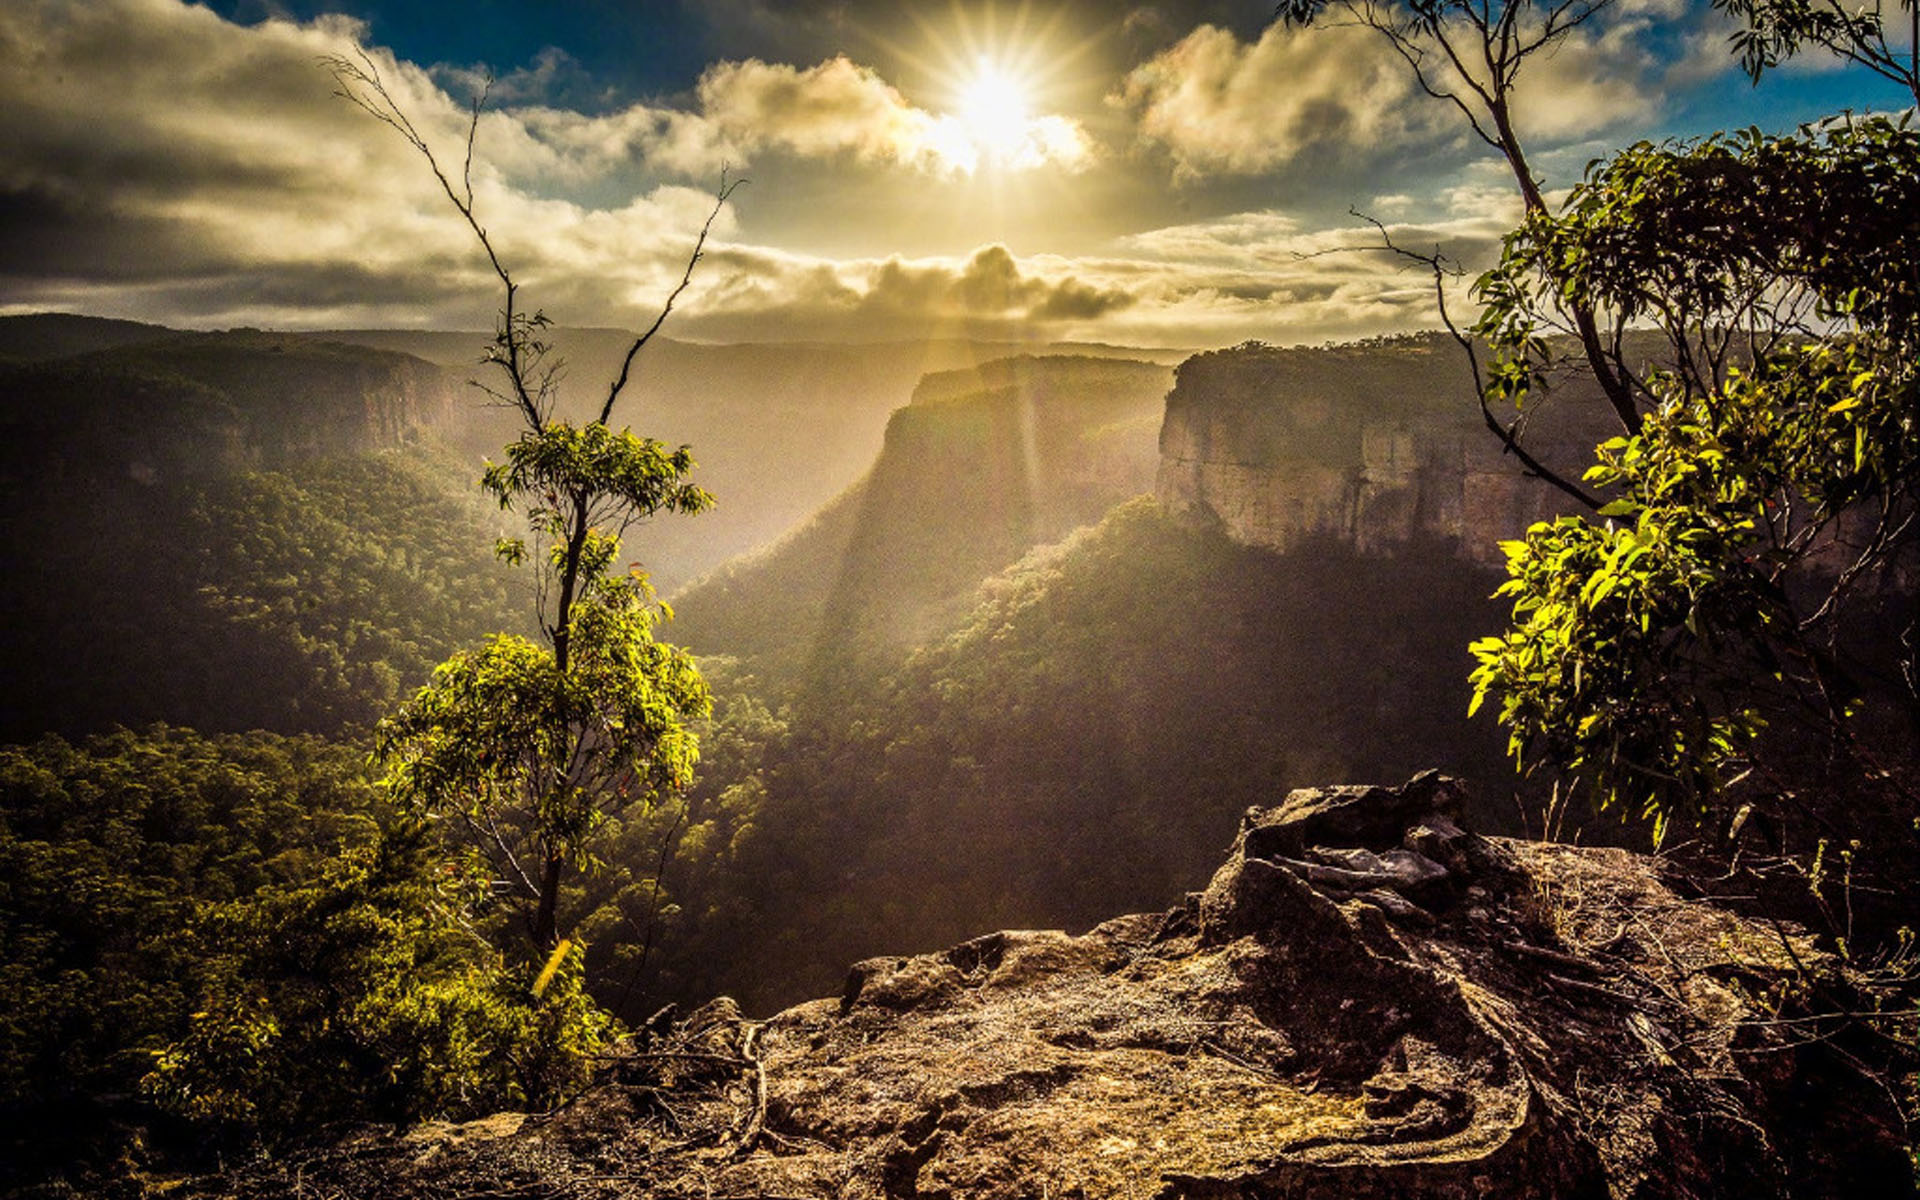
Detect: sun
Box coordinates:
(872, 6, 1100, 175)
(956, 59, 1035, 161)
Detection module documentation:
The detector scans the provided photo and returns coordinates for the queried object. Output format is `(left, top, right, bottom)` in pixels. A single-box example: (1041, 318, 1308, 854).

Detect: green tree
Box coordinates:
(1277, 0, 1918, 846)
(1467, 118, 1920, 841)
(0, 728, 565, 1188)
(326, 53, 736, 955)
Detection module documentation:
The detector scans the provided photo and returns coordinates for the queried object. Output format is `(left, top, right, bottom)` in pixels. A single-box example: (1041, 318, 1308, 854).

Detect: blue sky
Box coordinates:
(208, 0, 723, 105)
(0, 0, 1909, 346)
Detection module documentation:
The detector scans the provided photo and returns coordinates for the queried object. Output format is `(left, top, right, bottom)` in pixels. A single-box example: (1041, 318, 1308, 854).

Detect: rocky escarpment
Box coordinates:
(0, 330, 465, 493)
(674, 354, 1171, 663)
(1156, 337, 1625, 566)
(92, 330, 466, 465)
(196, 775, 1913, 1199)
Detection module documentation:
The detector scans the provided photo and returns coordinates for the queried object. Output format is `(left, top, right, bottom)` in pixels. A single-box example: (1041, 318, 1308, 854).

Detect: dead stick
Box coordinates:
(731, 1021, 769, 1159)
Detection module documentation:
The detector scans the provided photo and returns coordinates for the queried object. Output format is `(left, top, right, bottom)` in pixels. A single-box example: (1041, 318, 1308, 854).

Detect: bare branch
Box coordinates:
(464, 73, 491, 208)
(599, 170, 747, 426)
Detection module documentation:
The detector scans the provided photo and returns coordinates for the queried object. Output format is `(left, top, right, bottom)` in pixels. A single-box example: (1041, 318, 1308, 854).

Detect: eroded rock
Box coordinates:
(193, 774, 1915, 1200)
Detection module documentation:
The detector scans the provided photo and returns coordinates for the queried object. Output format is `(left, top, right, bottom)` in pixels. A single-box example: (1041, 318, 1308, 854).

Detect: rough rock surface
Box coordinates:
(195, 773, 1914, 1199)
(1154, 339, 1625, 566)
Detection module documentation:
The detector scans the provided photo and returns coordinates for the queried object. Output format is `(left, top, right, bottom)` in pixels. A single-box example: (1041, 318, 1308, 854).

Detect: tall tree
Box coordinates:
(1469, 117, 1920, 844)
(326, 53, 738, 953)
(1279, 1, 1919, 851)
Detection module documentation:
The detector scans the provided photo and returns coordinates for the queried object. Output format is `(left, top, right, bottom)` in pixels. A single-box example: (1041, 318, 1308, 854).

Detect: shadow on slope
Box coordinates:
(652, 499, 1513, 1013)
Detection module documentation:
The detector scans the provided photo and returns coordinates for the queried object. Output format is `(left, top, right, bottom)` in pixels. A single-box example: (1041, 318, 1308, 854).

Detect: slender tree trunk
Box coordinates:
(550, 490, 592, 671)
(1489, 98, 1643, 434)
(530, 491, 592, 956)
(534, 849, 564, 952)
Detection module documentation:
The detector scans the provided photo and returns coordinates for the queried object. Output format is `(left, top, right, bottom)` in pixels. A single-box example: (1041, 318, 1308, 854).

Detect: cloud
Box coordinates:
(0, 0, 1103, 337)
(675, 243, 1138, 342)
(1084, 205, 1528, 344)
(672, 210, 1517, 349)
(472, 56, 1095, 183)
(653, 56, 1092, 177)
(0, 0, 1753, 352)
(0, 0, 756, 328)
(1117, 6, 1740, 184)
(1114, 22, 1439, 180)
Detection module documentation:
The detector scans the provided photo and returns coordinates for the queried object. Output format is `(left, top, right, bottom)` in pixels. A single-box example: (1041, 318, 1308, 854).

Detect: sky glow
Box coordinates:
(0, 0, 1909, 348)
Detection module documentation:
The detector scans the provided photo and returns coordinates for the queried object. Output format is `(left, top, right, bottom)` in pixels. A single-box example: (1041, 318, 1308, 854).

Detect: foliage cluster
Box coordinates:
(0, 442, 528, 741)
(1469, 118, 1920, 843)
(0, 727, 606, 1194)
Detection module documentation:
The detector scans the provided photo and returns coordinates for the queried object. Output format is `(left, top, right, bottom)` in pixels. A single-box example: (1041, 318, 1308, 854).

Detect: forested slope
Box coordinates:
(649, 499, 1511, 1012)
(0, 326, 525, 739)
(672, 354, 1172, 679)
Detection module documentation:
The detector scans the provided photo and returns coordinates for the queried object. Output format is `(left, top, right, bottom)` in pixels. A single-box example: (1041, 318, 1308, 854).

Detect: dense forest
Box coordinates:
(0, 317, 1530, 1190)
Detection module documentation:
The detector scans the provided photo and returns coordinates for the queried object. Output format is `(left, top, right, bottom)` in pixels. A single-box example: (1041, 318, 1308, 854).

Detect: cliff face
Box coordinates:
(0, 331, 466, 496)
(674, 355, 1172, 667)
(94, 331, 466, 466)
(194, 774, 1914, 1199)
(836, 357, 1170, 639)
(1156, 338, 1622, 565)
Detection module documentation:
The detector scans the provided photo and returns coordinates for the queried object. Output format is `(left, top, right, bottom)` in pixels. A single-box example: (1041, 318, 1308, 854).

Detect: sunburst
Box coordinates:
(869, 3, 1103, 174)
(956, 58, 1035, 163)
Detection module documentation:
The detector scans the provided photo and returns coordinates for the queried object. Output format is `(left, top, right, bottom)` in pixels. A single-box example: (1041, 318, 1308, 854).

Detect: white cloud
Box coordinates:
(1114, 22, 1440, 180)
(473, 55, 1096, 182)
(1117, 7, 1743, 183)
(675, 56, 1092, 176)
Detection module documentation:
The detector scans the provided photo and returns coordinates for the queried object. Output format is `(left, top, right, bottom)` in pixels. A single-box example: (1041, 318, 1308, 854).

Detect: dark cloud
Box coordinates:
(1028, 275, 1135, 319)
(863, 245, 1133, 321)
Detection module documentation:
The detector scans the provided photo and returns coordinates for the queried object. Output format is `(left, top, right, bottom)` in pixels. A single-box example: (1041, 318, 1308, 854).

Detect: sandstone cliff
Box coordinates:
(194, 775, 1913, 1199)
(92, 330, 465, 465)
(1156, 337, 1624, 565)
(674, 354, 1171, 667)
(0, 329, 465, 494)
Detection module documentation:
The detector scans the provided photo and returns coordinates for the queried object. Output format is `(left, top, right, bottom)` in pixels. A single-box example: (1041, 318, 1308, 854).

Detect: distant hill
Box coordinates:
(0, 316, 1194, 595)
(0, 313, 174, 362)
(71, 330, 464, 461)
(0, 329, 464, 490)
(671, 353, 1174, 678)
(0, 330, 511, 740)
(0, 317, 1184, 740)
(321, 328, 1192, 594)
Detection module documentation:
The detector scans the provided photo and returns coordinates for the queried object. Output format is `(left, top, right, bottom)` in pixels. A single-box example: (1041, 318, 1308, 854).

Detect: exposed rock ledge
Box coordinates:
(196, 774, 1913, 1199)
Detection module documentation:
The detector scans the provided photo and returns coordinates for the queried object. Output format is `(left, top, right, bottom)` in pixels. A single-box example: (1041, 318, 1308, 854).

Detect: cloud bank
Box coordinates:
(0, 0, 1752, 347)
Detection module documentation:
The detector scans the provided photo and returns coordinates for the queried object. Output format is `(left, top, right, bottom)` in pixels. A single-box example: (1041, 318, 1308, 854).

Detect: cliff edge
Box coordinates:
(1156, 338, 1624, 565)
(192, 774, 1912, 1199)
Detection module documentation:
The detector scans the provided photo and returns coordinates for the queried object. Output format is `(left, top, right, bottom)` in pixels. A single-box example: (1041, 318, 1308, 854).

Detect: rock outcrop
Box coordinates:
(1155, 338, 1625, 566)
(195, 774, 1913, 1199)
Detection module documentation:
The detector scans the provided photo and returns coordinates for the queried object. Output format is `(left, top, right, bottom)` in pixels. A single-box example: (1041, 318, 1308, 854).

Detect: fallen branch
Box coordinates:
(731, 1021, 769, 1160)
